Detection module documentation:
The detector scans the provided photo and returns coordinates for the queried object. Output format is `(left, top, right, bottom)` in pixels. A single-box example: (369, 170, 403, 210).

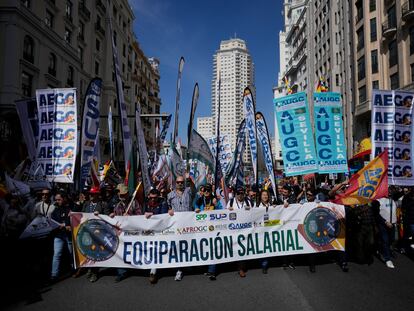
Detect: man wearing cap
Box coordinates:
(109, 184, 141, 282)
(226, 186, 252, 277)
(167, 175, 195, 281)
(226, 186, 253, 210)
(82, 187, 110, 282)
(144, 189, 169, 284)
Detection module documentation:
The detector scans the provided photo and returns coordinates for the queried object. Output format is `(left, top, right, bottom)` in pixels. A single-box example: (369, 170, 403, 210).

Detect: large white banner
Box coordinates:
(72, 202, 345, 269)
(35, 88, 77, 183)
(371, 90, 414, 185)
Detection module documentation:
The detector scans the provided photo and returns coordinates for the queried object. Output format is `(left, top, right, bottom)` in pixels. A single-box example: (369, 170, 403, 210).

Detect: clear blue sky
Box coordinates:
(130, 0, 283, 145)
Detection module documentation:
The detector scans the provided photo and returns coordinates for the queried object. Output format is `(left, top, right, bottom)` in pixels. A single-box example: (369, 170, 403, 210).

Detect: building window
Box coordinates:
(23, 36, 34, 63)
(64, 28, 72, 44)
(78, 22, 84, 40)
(370, 18, 377, 42)
(369, 0, 376, 12)
(371, 49, 378, 74)
(45, 10, 54, 28)
(21, 0, 30, 8)
(67, 66, 74, 86)
(96, 39, 100, 51)
(389, 40, 398, 67)
(357, 56, 366, 81)
(373, 80, 379, 89)
(358, 85, 367, 103)
(357, 27, 364, 51)
(95, 61, 99, 76)
(21, 71, 33, 97)
(410, 26, 414, 55)
(78, 46, 83, 64)
(113, 98, 117, 109)
(356, 1, 363, 22)
(411, 63, 414, 82)
(66, 1, 73, 21)
(390, 73, 399, 90)
(113, 31, 117, 46)
(48, 53, 56, 76)
(123, 44, 126, 57)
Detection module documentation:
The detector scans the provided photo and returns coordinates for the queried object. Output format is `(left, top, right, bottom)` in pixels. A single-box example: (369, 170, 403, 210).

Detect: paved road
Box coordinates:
(4, 254, 414, 311)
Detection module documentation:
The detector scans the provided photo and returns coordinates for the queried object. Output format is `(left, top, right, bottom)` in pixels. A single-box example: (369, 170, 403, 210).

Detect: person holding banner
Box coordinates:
(50, 193, 72, 282)
(167, 175, 195, 281)
(194, 183, 222, 280)
(109, 184, 141, 282)
(145, 189, 169, 285)
(257, 189, 272, 274)
(82, 187, 111, 282)
(226, 186, 253, 277)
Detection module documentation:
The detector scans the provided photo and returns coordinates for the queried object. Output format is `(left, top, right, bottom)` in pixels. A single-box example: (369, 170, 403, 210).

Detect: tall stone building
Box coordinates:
(211, 38, 255, 167)
(0, 0, 162, 170)
(351, 0, 414, 144)
(276, 0, 354, 158)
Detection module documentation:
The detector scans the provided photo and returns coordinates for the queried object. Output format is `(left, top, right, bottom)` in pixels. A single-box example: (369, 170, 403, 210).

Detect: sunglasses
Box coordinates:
(237, 192, 244, 195)
(41, 193, 50, 196)
(176, 181, 184, 184)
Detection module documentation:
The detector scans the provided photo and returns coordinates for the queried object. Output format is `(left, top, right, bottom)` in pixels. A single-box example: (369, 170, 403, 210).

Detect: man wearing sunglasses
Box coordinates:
(33, 188, 55, 219)
(167, 175, 195, 281)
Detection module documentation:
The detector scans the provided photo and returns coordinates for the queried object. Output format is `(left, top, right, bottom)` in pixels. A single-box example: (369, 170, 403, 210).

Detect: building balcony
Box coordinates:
(78, 2, 91, 21)
(402, 0, 414, 21)
(382, 19, 397, 38)
(355, 14, 364, 25)
(96, 0, 106, 14)
(95, 23, 105, 37)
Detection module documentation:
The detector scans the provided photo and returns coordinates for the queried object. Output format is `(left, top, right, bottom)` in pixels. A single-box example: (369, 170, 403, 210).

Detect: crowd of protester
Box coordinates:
(1, 175, 414, 289)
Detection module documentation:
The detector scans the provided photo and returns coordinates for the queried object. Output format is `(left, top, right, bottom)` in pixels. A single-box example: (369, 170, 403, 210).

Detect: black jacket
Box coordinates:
(51, 205, 71, 238)
(402, 194, 414, 225)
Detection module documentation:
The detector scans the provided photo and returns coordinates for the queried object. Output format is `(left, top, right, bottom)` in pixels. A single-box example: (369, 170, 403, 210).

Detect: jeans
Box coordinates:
(208, 265, 216, 274)
(51, 236, 73, 278)
(378, 222, 394, 261)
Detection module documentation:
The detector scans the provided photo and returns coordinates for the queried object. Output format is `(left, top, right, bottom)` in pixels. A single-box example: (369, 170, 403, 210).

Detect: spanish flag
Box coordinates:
(333, 149, 388, 205)
(316, 76, 329, 93)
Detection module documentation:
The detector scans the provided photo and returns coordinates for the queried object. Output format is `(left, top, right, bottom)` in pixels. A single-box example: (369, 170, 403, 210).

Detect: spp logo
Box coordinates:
(229, 213, 237, 220)
(228, 222, 252, 230)
(210, 213, 227, 221)
(196, 214, 207, 221)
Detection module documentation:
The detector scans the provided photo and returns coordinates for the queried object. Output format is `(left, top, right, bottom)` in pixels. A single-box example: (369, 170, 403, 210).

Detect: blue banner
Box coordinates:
(243, 88, 258, 181)
(314, 92, 348, 174)
(274, 92, 317, 176)
(256, 112, 276, 193)
(80, 78, 102, 187)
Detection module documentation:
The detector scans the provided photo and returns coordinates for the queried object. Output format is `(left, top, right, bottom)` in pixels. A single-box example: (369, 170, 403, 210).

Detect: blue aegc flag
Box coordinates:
(274, 92, 317, 176)
(314, 92, 348, 174)
(80, 78, 102, 187)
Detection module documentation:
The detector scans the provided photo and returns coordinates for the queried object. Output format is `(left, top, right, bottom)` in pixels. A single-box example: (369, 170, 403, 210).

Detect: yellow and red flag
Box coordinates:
(333, 149, 388, 205)
(316, 76, 329, 93)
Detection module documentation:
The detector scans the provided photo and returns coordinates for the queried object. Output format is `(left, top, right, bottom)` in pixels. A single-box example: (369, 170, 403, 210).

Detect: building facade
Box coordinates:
(276, 0, 354, 160)
(351, 0, 414, 145)
(211, 38, 255, 166)
(196, 116, 212, 141)
(0, 0, 161, 170)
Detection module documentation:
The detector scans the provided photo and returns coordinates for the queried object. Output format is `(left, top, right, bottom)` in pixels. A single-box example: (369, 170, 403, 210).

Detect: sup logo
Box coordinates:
(76, 219, 119, 262)
(303, 208, 340, 247)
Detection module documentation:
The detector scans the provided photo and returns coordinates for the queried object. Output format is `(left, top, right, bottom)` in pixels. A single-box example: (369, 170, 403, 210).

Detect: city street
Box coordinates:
(4, 253, 414, 311)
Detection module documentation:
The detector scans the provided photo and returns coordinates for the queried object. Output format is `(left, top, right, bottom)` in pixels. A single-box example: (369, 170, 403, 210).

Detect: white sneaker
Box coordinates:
(175, 270, 183, 281)
(385, 260, 395, 269)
